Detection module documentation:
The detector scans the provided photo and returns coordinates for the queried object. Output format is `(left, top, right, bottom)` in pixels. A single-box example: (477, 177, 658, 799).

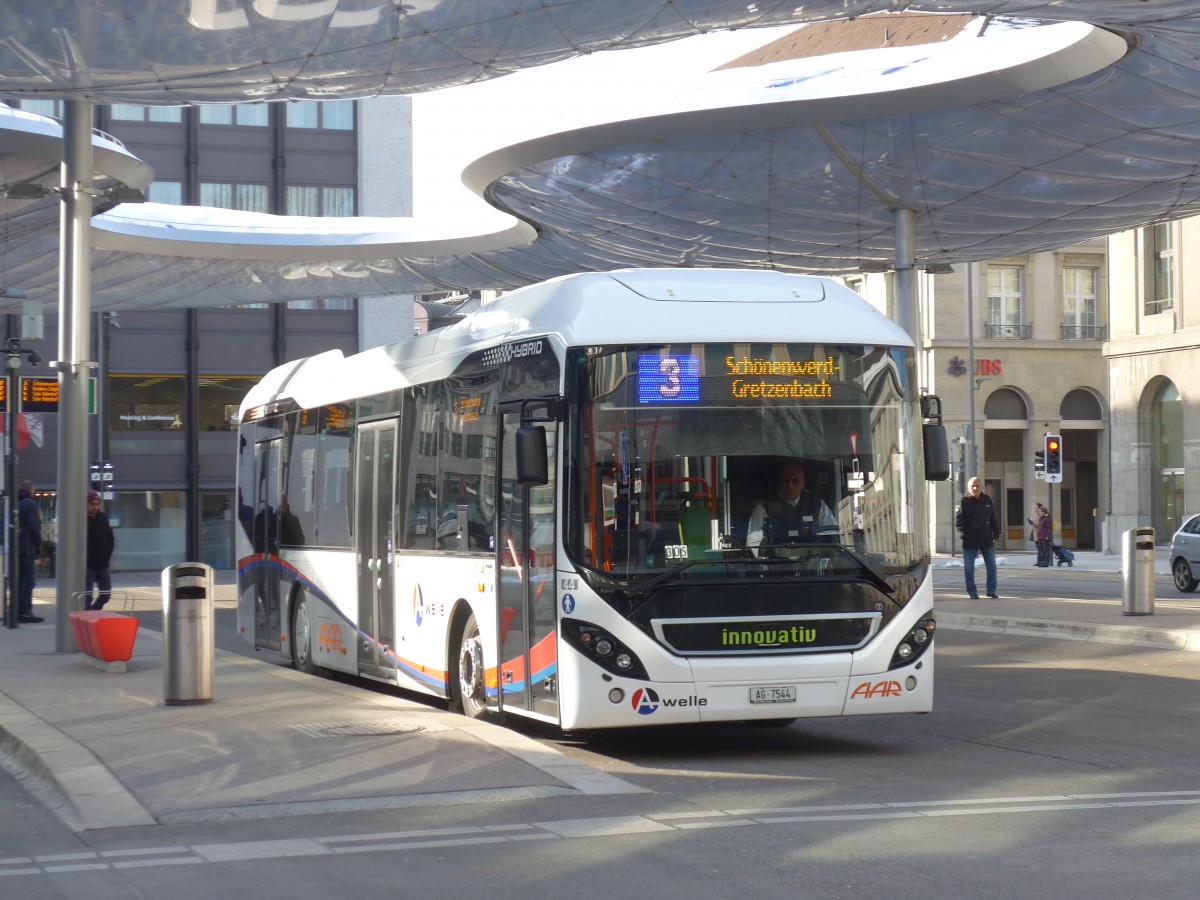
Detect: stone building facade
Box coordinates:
(1105, 219, 1200, 548)
(849, 239, 1110, 555)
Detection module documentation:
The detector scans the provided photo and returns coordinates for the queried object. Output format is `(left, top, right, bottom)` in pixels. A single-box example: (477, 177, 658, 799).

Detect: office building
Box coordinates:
(7, 97, 414, 570)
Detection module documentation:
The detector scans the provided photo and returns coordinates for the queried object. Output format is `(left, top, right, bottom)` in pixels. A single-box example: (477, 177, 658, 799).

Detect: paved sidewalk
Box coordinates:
(1, 553, 1197, 836)
(0, 573, 643, 834)
(934, 548, 1200, 653)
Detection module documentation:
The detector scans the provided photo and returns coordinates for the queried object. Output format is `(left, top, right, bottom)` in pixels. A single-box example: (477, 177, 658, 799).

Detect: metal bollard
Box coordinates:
(1121, 527, 1155, 616)
(162, 562, 214, 704)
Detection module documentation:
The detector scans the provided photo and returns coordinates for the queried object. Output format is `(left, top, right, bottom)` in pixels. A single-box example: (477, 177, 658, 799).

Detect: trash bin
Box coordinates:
(1121, 527, 1155, 616)
(162, 562, 214, 704)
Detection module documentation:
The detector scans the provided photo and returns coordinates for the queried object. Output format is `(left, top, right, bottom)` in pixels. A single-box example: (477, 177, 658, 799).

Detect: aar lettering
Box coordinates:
(850, 680, 902, 699)
(318, 622, 346, 655)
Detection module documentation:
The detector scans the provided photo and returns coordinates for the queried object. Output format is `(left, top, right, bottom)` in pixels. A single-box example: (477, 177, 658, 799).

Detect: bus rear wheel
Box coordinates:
(293, 595, 318, 675)
(452, 613, 488, 719)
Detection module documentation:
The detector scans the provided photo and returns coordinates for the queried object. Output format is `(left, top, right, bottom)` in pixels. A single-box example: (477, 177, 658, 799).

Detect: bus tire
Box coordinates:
(293, 594, 318, 676)
(451, 612, 488, 720)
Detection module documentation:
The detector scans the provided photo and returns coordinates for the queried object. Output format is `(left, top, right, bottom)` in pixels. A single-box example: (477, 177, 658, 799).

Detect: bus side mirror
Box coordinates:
(516, 426, 548, 488)
(923, 423, 950, 481)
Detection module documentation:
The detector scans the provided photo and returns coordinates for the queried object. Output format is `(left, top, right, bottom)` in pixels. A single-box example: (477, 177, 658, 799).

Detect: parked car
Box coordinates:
(1170, 513, 1200, 592)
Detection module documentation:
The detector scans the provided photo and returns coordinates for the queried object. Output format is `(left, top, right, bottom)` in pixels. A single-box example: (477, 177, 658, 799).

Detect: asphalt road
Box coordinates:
(7, 570, 1200, 898)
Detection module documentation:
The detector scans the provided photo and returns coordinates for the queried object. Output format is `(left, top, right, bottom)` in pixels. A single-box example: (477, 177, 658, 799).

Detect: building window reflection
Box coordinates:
(106, 374, 257, 433)
(108, 374, 185, 431)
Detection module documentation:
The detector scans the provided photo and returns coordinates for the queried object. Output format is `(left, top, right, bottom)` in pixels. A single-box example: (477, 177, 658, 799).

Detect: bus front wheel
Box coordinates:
(452, 613, 488, 719)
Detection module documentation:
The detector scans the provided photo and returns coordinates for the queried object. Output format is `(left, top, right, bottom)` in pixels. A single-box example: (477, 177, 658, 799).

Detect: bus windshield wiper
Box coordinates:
(620, 546, 894, 604)
(756, 542, 895, 595)
(621, 559, 706, 601)
(836, 546, 896, 595)
(620, 550, 773, 603)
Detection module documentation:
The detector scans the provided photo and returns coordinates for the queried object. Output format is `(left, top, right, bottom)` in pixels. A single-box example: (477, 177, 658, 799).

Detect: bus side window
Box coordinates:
(401, 386, 439, 550)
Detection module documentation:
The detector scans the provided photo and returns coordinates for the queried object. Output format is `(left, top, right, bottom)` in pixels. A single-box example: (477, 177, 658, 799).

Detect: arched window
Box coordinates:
(983, 388, 1026, 420)
(1061, 389, 1102, 420)
(1152, 381, 1183, 539)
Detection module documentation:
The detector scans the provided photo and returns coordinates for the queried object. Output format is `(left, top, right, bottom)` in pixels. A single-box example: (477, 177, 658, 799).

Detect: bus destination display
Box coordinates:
(637, 353, 839, 405)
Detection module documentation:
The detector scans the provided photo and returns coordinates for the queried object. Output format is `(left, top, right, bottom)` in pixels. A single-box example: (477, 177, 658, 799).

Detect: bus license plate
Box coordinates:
(750, 685, 796, 704)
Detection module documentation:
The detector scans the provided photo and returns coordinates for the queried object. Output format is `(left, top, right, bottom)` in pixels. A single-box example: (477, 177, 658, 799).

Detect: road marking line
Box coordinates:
(6, 789, 1200, 876)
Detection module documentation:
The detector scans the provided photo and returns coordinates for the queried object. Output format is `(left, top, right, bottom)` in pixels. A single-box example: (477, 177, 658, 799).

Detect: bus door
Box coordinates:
(497, 406, 558, 719)
(355, 420, 398, 680)
(253, 437, 282, 650)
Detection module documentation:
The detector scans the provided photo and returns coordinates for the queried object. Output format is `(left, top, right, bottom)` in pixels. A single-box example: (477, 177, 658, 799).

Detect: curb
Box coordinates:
(937, 612, 1200, 653)
(0, 692, 155, 832)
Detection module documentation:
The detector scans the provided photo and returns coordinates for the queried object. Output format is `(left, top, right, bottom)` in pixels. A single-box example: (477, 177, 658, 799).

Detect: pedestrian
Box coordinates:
(1028, 503, 1049, 567)
(85, 489, 115, 610)
(1032, 503, 1052, 568)
(956, 476, 1001, 599)
(16, 480, 43, 623)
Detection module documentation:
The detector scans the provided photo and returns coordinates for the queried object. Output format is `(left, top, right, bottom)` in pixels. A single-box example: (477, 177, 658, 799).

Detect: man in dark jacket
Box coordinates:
(85, 489, 115, 610)
(955, 476, 1001, 599)
(16, 481, 42, 623)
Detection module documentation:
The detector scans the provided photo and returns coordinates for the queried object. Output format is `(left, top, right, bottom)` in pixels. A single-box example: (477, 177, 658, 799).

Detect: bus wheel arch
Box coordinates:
(448, 603, 489, 720)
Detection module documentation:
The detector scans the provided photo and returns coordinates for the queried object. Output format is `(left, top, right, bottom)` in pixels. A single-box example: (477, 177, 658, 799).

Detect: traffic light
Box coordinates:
(1044, 434, 1062, 482)
(1034, 450, 1045, 479)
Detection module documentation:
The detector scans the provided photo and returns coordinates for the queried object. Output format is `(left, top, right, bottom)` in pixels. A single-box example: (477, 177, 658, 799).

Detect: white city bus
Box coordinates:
(236, 268, 949, 729)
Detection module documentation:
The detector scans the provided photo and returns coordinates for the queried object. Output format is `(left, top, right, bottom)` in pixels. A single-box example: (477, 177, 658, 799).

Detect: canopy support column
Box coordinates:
(54, 99, 94, 653)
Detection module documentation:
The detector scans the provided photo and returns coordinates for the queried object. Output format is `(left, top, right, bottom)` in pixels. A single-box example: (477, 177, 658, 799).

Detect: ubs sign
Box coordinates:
(948, 356, 1002, 377)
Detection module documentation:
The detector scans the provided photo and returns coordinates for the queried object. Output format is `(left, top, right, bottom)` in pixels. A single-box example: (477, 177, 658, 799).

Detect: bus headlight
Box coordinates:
(889, 613, 935, 670)
(561, 619, 649, 680)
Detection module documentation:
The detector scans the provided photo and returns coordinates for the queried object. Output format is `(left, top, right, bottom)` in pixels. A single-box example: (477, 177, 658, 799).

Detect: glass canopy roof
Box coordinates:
(4, 1, 1200, 309)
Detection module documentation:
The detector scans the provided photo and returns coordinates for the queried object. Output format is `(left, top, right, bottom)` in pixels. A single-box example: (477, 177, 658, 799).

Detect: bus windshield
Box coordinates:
(565, 343, 928, 584)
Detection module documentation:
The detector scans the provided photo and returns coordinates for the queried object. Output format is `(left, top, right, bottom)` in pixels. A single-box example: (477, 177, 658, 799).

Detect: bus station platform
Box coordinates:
(0, 573, 645, 835)
(2, 554, 1199, 834)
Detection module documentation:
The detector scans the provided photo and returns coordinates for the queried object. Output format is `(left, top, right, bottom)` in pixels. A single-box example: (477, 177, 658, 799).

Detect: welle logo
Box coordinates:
(631, 687, 660, 715)
(631, 688, 708, 715)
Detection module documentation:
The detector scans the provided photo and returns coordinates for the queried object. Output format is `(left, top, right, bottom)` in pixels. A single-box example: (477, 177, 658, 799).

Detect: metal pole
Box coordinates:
(1048, 473, 1055, 557)
(186, 309, 200, 559)
(97, 313, 107, 464)
(965, 262, 978, 478)
(949, 471, 956, 557)
(54, 99, 93, 653)
(893, 207, 918, 345)
(5, 368, 15, 629)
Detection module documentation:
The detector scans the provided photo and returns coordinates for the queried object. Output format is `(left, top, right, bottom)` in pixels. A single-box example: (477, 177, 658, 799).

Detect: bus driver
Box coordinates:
(746, 459, 837, 554)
